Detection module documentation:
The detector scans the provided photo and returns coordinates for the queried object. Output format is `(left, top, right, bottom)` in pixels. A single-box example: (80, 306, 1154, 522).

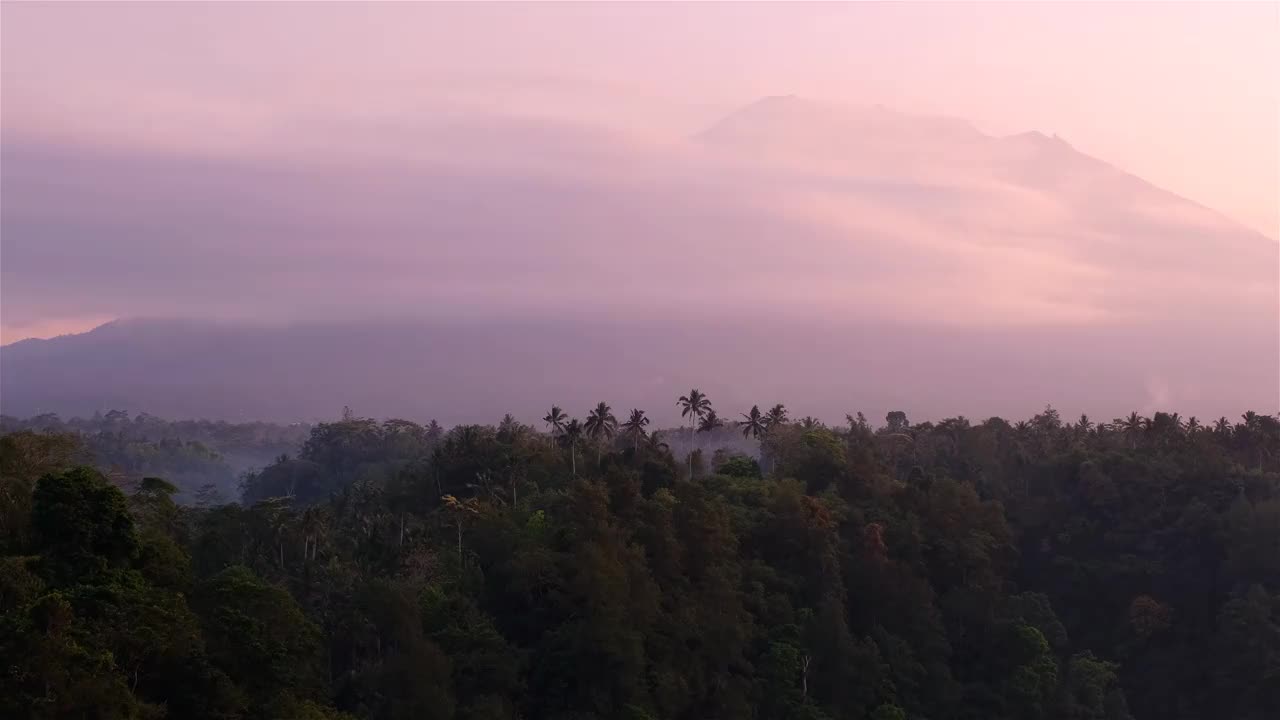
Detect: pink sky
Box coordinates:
(3, 2, 1275, 237)
(2, 2, 1277, 342)
(0, 2, 1276, 420)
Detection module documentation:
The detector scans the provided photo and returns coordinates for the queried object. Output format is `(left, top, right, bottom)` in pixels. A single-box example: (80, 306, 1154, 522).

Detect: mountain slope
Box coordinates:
(2, 313, 1274, 425)
(2, 97, 1275, 422)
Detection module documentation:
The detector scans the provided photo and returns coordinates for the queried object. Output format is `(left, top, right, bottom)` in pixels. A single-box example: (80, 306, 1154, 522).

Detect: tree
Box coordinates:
(643, 431, 670, 454)
(193, 565, 325, 710)
(716, 455, 762, 479)
(32, 467, 138, 585)
(6, 402, 1280, 720)
(1, 432, 85, 553)
(560, 419, 584, 477)
(584, 402, 619, 465)
(739, 405, 767, 439)
(697, 409, 724, 435)
(1210, 585, 1280, 718)
(0, 590, 146, 719)
(441, 494, 482, 564)
(300, 505, 326, 561)
(543, 406, 567, 441)
(764, 403, 790, 431)
(677, 389, 712, 477)
(1076, 414, 1095, 436)
(621, 409, 651, 453)
(1061, 652, 1131, 720)
(1119, 412, 1144, 448)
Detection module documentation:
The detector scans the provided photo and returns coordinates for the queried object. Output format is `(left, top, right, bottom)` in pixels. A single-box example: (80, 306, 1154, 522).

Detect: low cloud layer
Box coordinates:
(4, 97, 1274, 330)
(2, 95, 1276, 420)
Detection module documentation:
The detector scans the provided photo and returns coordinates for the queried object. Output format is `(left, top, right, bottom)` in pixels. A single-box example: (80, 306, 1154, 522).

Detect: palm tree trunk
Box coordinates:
(456, 521, 463, 563)
(689, 421, 695, 478)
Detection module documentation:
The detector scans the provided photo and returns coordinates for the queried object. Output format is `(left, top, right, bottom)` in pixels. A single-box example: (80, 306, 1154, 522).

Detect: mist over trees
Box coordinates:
(2, 399, 1278, 720)
(0, 412, 310, 502)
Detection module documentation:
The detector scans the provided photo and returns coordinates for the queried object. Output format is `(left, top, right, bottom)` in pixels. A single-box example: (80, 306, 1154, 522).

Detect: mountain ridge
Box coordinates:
(698, 95, 1275, 243)
(2, 96, 1275, 422)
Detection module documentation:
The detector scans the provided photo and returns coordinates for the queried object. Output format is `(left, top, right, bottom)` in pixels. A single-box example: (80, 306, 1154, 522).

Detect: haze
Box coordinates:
(1, 2, 1277, 424)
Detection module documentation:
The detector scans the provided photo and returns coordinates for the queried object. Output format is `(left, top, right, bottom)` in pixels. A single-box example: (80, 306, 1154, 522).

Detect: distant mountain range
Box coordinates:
(2, 97, 1275, 423)
(2, 312, 1274, 426)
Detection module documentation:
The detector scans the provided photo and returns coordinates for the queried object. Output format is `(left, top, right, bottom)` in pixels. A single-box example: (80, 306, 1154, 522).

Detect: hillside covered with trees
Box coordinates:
(2, 397, 1277, 720)
(0, 412, 311, 502)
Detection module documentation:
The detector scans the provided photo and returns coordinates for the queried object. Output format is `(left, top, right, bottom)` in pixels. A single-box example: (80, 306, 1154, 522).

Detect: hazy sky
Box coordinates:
(4, 2, 1276, 233)
(1, 2, 1277, 420)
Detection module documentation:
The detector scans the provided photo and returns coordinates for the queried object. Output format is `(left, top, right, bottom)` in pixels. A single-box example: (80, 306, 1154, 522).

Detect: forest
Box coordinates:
(1, 397, 1277, 720)
(0, 412, 310, 503)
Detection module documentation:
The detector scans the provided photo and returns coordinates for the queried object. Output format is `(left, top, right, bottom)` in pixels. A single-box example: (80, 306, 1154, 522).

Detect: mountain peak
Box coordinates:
(1005, 129, 1073, 149)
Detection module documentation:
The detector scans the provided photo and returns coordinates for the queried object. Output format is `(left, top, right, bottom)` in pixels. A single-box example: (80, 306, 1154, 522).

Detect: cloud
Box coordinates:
(1, 98, 1275, 339)
(1, 97, 1275, 424)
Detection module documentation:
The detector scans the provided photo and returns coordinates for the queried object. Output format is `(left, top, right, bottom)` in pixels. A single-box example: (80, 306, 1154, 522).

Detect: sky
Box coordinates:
(3, 2, 1276, 234)
(1, 2, 1277, 421)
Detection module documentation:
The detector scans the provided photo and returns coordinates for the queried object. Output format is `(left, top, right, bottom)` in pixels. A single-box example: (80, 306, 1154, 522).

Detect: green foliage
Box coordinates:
(32, 467, 138, 584)
(1, 412, 312, 502)
(193, 565, 325, 709)
(1, 406, 1277, 719)
(716, 454, 762, 479)
(870, 704, 907, 720)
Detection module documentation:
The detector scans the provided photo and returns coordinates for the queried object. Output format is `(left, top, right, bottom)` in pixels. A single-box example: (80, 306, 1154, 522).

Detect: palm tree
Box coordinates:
(764, 403, 789, 432)
(543, 406, 567, 447)
(583, 402, 619, 465)
(799, 416, 821, 430)
(1120, 411, 1144, 448)
(677, 389, 713, 476)
(300, 505, 326, 560)
(560, 419, 584, 477)
(1076, 414, 1094, 435)
(425, 419, 444, 444)
(1214, 416, 1232, 436)
(621, 409, 650, 453)
(1185, 416, 1201, 435)
(441, 494, 481, 563)
(698, 409, 724, 434)
(739, 405, 766, 439)
(643, 430, 670, 454)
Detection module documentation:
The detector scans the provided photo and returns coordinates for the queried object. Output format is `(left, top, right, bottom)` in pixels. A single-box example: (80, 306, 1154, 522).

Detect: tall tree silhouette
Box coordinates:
(621, 409, 650, 453)
(677, 389, 712, 477)
(583, 402, 618, 465)
(1120, 412, 1145, 448)
(764, 403, 789, 432)
(739, 405, 767, 439)
(559, 418, 583, 477)
(697, 409, 724, 435)
(542, 406, 567, 448)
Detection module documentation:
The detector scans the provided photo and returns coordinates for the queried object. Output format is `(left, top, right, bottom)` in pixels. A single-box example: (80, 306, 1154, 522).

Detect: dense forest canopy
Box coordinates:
(0, 412, 311, 502)
(2, 398, 1277, 720)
